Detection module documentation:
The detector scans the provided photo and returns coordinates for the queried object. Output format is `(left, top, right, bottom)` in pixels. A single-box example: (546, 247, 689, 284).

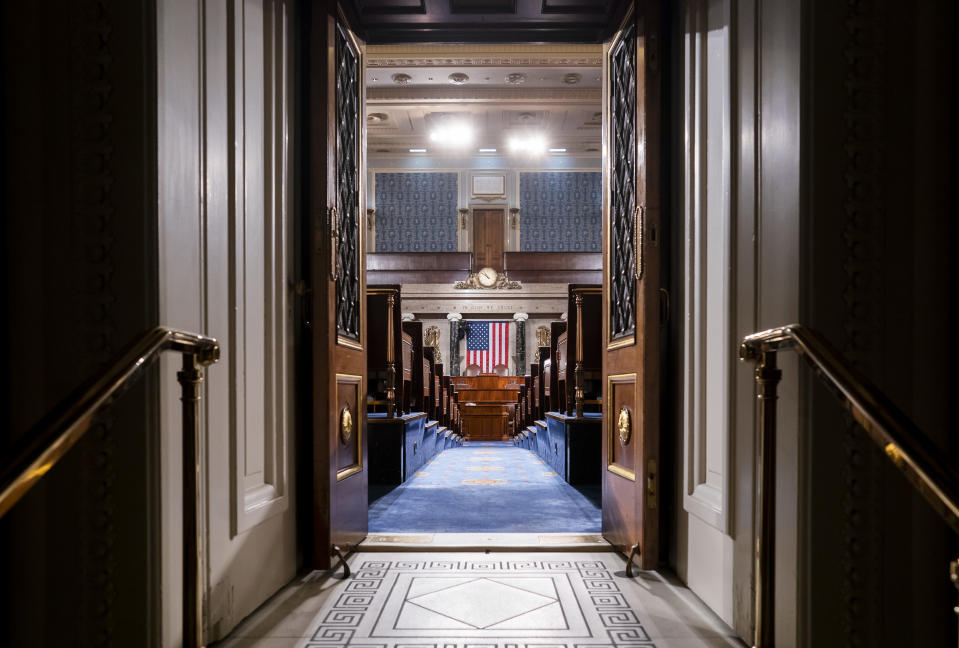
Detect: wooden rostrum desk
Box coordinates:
(451, 376, 522, 441)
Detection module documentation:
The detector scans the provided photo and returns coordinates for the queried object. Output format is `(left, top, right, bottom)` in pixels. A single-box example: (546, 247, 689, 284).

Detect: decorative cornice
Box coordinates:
(367, 86, 601, 104)
(367, 43, 602, 67)
(369, 56, 603, 68)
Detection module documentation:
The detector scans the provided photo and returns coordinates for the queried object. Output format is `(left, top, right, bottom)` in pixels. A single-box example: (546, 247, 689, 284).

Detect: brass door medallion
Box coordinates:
(340, 405, 353, 444)
(617, 405, 632, 446)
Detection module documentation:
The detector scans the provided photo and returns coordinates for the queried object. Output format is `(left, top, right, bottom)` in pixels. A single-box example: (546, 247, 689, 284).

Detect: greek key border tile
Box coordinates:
(301, 560, 654, 648)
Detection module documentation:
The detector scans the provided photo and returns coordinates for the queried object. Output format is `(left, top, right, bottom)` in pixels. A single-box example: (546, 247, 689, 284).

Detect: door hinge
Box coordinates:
(293, 279, 313, 328)
(646, 458, 657, 509)
(659, 288, 670, 327)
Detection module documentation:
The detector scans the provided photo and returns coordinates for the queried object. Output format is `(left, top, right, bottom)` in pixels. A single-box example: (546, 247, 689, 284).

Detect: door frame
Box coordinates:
(294, 0, 670, 562)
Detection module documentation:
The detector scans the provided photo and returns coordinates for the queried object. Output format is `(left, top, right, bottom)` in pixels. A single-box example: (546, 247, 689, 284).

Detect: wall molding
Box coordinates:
(681, 0, 733, 534)
(368, 86, 601, 104)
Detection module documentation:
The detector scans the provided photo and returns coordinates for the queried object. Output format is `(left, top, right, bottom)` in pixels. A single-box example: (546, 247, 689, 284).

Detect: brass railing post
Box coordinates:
(178, 353, 205, 648)
(741, 324, 959, 644)
(753, 350, 781, 648)
(951, 559, 959, 646)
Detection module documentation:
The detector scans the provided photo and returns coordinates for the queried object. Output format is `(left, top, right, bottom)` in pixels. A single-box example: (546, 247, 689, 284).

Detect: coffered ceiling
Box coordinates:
(366, 44, 603, 157)
(343, 0, 629, 44)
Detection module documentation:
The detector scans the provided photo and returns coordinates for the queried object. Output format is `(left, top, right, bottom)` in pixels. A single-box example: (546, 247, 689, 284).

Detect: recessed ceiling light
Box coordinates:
(479, 148, 497, 153)
(409, 148, 427, 153)
(506, 72, 527, 85)
(448, 72, 470, 85)
(508, 135, 547, 155)
(391, 73, 412, 85)
(429, 122, 474, 147)
(563, 73, 581, 85)
(549, 148, 567, 153)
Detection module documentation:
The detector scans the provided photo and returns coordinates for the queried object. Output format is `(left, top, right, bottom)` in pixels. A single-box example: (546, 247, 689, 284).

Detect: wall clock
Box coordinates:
(477, 266, 498, 287)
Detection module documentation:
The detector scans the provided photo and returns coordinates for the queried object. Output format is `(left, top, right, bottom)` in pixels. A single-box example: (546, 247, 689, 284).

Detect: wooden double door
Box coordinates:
(301, 0, 663, 575)
(305, 2, 368, 569)
(601, 0, 663, 571)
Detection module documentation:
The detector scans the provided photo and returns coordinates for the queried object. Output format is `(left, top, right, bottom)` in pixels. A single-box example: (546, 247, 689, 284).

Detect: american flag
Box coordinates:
(465, 321, 510, 373)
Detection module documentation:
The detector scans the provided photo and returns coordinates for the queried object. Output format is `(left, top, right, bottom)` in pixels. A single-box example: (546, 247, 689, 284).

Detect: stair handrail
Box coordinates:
(739, 323, 959, 648)
(0, 326, 219, 648)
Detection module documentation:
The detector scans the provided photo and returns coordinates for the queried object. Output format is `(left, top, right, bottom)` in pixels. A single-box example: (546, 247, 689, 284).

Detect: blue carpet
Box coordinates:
(368, 441, 601, 533)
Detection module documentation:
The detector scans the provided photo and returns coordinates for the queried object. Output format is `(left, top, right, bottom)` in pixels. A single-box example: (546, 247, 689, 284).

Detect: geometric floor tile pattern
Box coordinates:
(214, 552, 746, 648)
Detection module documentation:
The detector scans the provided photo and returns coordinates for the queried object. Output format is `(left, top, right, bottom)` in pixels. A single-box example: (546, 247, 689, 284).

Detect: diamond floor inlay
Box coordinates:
(403, 577, 559, 629)
(368, 564, 589, 640)
(215, 552, 747, 648)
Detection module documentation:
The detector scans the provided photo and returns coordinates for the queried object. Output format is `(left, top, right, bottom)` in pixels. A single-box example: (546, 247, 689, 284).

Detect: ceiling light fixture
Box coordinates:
(508, 135, 547, 156)
(479, 148, 497, 153)
(428, 122, 474, 147)
(409, 148, 427, 153)
(549, 148, 567, 153)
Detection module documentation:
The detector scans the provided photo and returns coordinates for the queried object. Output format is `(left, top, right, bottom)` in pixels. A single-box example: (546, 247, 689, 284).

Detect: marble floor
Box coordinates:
(213, 551, 746, 648)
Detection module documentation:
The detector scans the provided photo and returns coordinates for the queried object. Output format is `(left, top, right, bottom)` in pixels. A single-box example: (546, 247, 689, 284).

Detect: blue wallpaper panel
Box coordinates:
(375, 172, 458, 252)
(519, 172, 602, 252)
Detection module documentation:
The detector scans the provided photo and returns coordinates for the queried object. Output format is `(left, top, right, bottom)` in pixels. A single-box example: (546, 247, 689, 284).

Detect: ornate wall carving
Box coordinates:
(424, 325, 443, 363)
(837, 0, 886, 642)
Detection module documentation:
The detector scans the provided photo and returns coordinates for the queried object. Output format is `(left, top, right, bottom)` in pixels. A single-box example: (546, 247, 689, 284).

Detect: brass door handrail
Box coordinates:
(740, 323, 959, 648)
(0, 326, 219, 648)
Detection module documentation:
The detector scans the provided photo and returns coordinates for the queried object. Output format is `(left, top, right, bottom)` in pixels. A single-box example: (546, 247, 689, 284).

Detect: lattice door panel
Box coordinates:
(609, 21, 637, 341)
(335, 21, 360, 342)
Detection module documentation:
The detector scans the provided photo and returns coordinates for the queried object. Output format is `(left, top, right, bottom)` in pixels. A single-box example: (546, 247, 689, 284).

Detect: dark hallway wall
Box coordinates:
(802, 0, 958, 644)
(1, 1, 160, 645)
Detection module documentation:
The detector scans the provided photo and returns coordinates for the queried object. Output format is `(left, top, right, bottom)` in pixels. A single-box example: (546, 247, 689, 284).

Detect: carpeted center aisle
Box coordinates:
(369, 441, 601, 532)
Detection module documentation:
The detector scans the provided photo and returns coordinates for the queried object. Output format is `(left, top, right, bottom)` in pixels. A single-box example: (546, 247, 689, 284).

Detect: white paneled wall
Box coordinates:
(681, 0, 732, 533)
(158, 0, 294, 644)
(674, 0, 802, 642)
(676, 0, 736, 625)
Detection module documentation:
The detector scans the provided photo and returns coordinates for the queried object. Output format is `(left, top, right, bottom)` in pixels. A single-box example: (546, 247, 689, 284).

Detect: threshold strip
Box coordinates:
(358, 532, 613, 552)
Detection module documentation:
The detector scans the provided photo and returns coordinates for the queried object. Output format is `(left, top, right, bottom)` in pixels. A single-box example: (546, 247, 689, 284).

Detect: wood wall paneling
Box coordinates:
(503, 252, 603, 283)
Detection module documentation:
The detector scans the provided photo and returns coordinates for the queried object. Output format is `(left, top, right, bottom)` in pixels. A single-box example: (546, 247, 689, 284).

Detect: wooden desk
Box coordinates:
(455, 388, 520, 402)
(452, 376, 523, 440)
(450, 375, 520, 390)
(461, 404, 509, 441)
